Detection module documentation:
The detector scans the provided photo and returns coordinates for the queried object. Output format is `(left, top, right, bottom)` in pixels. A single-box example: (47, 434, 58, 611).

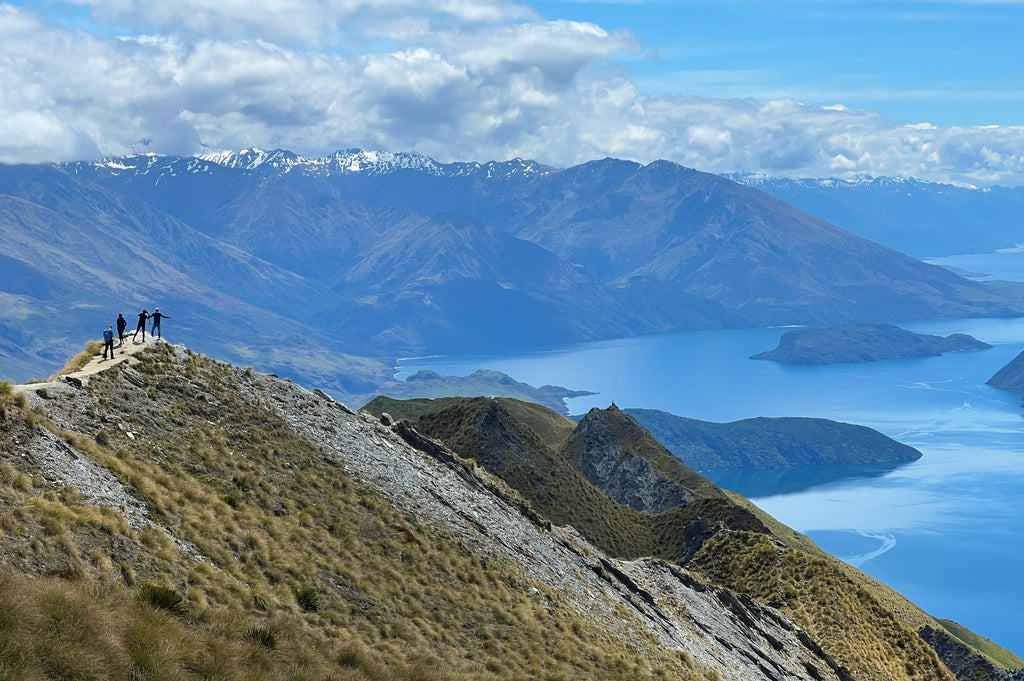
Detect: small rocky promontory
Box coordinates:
(751, 323, 991, 365)
(986, 350, 1024, 408)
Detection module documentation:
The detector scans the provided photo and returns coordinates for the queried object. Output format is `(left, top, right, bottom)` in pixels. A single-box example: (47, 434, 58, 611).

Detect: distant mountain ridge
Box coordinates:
(3, 148, 1024, 400)
(83, 147, 557, 181)
(725, 171, 1024, 257)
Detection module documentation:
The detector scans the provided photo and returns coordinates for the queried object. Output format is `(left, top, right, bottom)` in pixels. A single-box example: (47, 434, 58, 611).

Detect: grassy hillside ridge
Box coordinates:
(4, 345, 885, 681)
(691, 531, 955, 681)
(391, 396, 660, 558)
(366, 394, 1024, 681)
(937, 619, 1024, 669)
(363, 396, 766, 561)
(2, 353, 714, 681)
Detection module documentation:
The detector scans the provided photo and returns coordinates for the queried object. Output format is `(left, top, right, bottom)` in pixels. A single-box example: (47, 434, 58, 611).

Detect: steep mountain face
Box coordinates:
(485, 159, 1022, 328)
(624, 408, 922, 471)
(329, 212, 639, 352)
(727, 173, 1024, 258)
(362, 396, 764, 562)
(1, 342, 877, 681)
(0, 164, 380, 388)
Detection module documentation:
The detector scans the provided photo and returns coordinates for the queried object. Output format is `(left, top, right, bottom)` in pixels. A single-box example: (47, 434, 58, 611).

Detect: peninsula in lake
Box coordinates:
(987, 349, 1024, 408)
(625, 408, 922, 471)
(751, 323, 991, 365)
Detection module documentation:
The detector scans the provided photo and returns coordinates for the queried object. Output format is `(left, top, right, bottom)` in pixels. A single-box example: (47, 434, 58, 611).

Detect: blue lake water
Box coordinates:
(399, 249, 1024, 656)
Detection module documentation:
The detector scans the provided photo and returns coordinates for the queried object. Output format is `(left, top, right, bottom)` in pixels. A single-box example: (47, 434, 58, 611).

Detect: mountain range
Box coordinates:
(727, 173, 1024, 258)
(3, 148, 1023, 402)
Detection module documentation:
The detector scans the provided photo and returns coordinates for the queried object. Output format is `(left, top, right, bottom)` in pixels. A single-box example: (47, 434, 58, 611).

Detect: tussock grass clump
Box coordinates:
(50, 340, 105, 379)
(0, 382, 30, 426)
(138, 583, 186, 615)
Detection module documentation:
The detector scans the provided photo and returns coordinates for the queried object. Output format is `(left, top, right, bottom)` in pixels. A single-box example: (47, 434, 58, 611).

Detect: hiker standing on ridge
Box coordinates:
(133, 309, 150, 342)
(102, 325, 115, 360)
(150, 308, 171, 339)
(116, 313, 127, 347)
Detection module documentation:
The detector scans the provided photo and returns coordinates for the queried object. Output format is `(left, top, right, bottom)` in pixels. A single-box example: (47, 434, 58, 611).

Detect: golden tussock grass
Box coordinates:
(0, 344, 712, 681)
(692, 531, 955, 681)
(49, 340, 105, 379)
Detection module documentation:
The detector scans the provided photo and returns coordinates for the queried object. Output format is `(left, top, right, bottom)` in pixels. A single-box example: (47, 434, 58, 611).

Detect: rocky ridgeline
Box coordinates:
(10, 342, 852, 681)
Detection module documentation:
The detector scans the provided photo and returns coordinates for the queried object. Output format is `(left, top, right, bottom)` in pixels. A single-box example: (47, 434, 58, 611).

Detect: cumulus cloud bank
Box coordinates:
(2, 0, 1024, 185)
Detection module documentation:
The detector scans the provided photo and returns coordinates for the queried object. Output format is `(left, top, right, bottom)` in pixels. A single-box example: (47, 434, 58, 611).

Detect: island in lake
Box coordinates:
(751, 322, 991, 365)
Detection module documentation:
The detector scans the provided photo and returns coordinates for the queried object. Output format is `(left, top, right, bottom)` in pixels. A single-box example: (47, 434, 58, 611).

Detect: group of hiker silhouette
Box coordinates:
(101, 308, 171, 361)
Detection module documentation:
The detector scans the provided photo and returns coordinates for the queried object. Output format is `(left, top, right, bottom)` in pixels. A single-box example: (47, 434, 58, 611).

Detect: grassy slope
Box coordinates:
(364, 396, 988, 681)
(691, 531, 955, 681)
(405, 397, 658, 558)
(0, 360, 708, 681)
(938, 619, 1024, 669)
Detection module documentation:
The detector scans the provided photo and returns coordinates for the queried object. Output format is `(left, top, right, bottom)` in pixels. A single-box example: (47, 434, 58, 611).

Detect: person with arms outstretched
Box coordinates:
(133, 309, 150, 341)
(150, 308, 171, 339)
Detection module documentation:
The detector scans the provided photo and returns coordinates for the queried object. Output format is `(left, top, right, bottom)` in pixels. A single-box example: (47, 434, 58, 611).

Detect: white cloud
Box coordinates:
(2, 2, 1024, 185)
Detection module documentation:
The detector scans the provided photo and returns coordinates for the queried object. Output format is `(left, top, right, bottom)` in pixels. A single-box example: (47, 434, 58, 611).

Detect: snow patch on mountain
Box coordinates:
(70, 147, 557, 183)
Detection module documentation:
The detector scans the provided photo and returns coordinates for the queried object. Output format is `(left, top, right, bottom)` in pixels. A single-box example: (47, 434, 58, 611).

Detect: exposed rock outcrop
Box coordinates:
(919, 625, 1024, 681)
(565, 406, 694, 513)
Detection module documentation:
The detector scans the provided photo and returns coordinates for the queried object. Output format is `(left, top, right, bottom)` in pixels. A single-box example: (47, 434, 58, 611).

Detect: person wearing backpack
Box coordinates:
(102, 324, 115, 361)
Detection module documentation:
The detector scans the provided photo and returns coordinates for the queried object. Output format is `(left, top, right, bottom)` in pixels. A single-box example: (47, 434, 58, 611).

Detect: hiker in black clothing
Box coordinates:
(150, 308, 171, 339)
(102, 325, 115, 360)
(133, 309, 150, 341)
(116, 313, 127, 346)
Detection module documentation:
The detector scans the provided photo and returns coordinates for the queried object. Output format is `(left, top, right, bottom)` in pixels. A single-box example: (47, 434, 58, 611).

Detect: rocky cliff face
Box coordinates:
(564, 406, 695, 513)
(919, 626, 1024, 681)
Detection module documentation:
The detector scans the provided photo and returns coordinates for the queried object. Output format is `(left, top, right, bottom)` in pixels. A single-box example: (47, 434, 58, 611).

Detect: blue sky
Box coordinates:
(2, 0, 1024, 185)
(539, 1, 1024, 127)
